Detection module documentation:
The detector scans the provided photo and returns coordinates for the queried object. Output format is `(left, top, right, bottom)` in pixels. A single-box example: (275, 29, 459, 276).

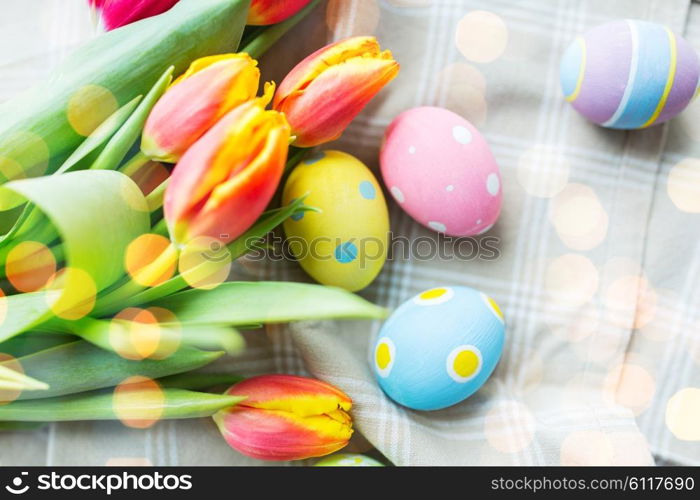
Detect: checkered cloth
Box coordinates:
(1, 0, 699, 466)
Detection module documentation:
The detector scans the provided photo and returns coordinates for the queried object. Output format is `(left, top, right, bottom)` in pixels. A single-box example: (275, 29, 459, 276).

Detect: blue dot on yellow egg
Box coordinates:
(335, 241, 358, 263)
(359, 180, 376, 200)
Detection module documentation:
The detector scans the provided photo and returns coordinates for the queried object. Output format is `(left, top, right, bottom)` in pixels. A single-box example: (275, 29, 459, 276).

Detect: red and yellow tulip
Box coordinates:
(273, 36, 399, 147)
(142, 54, 261, 163)
(89, 0, 180, 31)
(164, 88, 290, 246)
(214, 375, 353, 461)
(247, 0, 313, 25)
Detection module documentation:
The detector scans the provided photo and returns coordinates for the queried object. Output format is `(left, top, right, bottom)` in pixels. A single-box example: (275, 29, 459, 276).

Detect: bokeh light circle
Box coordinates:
(667, 158, 700, 213)
(455, 11, 509, 63)
(178, 236, 231, 290)
(109, 307, 181, 361)
(517, 145, 570, 198)
(45, 267, 97, 320)
(665, 387, 700, 441)
(125, 234, 177, 287)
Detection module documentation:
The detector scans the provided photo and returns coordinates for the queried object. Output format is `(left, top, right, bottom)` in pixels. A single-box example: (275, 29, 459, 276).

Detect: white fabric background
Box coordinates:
(1, 0, 699, 466)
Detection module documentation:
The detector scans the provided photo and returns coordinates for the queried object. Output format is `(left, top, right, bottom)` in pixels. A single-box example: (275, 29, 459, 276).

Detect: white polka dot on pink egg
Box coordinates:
(380, 106, 502, 236)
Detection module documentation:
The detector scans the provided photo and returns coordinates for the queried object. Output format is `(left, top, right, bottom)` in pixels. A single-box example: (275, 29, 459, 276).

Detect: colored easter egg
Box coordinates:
(373, 286, 505, 411)
(315, 453, 384, 467)
(380, 106, 502, 237)
(560, 19, 700, 129)
(282, 150, 389, 292)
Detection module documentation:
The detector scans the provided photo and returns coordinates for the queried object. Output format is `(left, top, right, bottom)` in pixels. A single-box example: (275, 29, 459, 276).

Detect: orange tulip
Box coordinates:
(214, 375, 353, 461)
(247, 0, 312, 25)
(164, 87, 290, 245)
(142, 54, 261, 163)
(273, 36, 399, 147)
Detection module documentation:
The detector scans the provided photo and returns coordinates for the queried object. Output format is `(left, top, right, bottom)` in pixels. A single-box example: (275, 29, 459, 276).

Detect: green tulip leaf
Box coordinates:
(0, 292, 59, 345)
(0, 332, 75, 359)
(91, 67, 174, 171)
(0, 97, 143, 255)
(0, 364, 48, 393)
(1, 341, 223, 401)
(158, 372, 244, 391)
(57, 96, 143, 175)
(153, 281, 388, 326)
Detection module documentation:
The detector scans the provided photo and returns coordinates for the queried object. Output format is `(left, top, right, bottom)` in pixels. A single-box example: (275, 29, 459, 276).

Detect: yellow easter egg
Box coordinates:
(282, 150, 389, 291)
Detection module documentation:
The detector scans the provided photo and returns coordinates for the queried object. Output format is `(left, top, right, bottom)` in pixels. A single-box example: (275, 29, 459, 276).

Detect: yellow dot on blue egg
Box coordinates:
(335, 241, 358, 263)
(413, 286, 455, 305)
(447, 345, 483, 383)
(359, 180, 376, 200)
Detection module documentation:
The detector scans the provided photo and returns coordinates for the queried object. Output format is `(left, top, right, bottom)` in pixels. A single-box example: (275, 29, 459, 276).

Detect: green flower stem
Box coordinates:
(93, 275, 187, 318)
(0, 365, 48, 392)
(153, 216, 169, 235)
(241, 0, 321, 59)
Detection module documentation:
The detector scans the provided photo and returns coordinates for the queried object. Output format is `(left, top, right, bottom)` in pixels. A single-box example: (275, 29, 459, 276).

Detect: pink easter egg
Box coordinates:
(380, 106, 502, 237)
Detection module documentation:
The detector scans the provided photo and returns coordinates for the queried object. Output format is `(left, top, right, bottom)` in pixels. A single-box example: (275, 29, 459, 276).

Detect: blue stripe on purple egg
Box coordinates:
(607, 20, 672, 129)
(567, 20, 632, 124)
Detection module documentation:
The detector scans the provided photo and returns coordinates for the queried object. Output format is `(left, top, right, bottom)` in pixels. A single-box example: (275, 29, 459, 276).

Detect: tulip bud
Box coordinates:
(142, 54, 261, 163)
(247, 0, 312, 26)
(214, 375, 353, 461)
(273, 36, 399, 147)
(89, 0, 180, 31)
(164, 87, 290, 246)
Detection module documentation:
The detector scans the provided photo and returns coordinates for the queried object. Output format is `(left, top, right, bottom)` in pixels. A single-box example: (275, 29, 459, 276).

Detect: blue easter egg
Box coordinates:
(373, 286, 505, 411)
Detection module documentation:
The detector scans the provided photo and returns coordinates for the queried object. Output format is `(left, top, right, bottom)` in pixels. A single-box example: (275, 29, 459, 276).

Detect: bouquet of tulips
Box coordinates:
(0, 0, 398, 462)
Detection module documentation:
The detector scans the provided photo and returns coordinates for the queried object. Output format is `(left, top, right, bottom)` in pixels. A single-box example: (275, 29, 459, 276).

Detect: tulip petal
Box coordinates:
(96, 0, 181, 31)
(274, 36, 381, 107)
(226, 374, 352, 417)
(164, 94, 289, 245)
(273, 36, 399, 147)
